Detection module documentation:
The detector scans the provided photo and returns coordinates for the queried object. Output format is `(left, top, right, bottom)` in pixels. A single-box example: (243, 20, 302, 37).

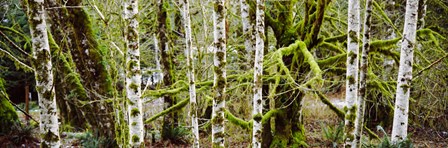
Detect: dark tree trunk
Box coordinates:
(45, 0, 115, 138)
(158, 0, 179, 139)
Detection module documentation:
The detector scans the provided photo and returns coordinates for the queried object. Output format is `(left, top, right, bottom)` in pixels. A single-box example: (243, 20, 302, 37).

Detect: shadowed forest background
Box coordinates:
(0, 0, 447, 147)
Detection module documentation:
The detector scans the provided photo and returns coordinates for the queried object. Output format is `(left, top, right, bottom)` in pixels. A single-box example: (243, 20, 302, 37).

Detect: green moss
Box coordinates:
(316, 91, 345, 119)
(129, 83, 139, 91)
(348, 51, 357, 64)
(145, 98, 189, 123)
(317, 53, 347, 67)
(347, 75, 355, 84)
(224, 110, 250, 129)
(132, 135, 140, 143)
(42, 131, 60, 143)
(0, 78, 19, 133)
(131, 108, 140, 117)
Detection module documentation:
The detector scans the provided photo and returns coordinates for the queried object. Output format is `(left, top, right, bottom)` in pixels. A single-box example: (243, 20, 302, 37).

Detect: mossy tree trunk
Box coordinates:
(44, 0, 116, 138)
(45, 0, 88, 129)
(262, 0, 329, 146)
(25, 0, 61, 147)
(157, 0, 179, 139)
(212, 0, 227, 147)
(354, 0, 373, 146)
(344, 0, 361, 146)
(391, 0, 419, 143)
(180, 0, 200, 147)
(124, 0, 144, 146)
(252, 0, 265, 147)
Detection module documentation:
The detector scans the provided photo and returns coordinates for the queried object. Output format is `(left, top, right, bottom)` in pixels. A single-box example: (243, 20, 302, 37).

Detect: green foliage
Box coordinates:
(77, 132, 116, 148)
(362, 126, 413, 148)
(320, 122, 344, 147)
(0, 77, 19, 134)
(161, 125, 191, 144)
(0, 122, 39, 147)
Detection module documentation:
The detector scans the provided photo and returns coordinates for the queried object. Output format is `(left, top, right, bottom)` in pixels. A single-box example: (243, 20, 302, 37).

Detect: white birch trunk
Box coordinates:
(354, 0, 372, 146)
(180, 0, 200, 147)
(345, 0, 360, 146)
(124, 0, 144, 146)
(241, 0, 255, 64)
(251, 0, 264, 147)
(212, 0, 227, 147)
(26, 0, 61, 147)
(391, 0, 419, 143)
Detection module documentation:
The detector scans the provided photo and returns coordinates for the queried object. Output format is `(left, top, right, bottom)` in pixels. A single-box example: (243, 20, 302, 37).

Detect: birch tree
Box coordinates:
(212, 0, 227, 147)
(180, 0, 199, 147)
(354, 0, 372, 145)
(124, 0, 144, 146)
(251, 0, 264, 147)
(391, 0, 419, 143)
(344, 0, 360, 146)
(25, 0, 61, 147)
(241, 0, 255, 67)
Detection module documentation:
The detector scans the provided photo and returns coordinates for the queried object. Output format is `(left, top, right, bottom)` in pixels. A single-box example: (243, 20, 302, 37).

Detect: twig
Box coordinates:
(413, 53, 448, 80)
(45, 6, 87, 10)
(1, 91, 38, 123)
(0, 47, 34, 71)
(0, 30, 30, 57)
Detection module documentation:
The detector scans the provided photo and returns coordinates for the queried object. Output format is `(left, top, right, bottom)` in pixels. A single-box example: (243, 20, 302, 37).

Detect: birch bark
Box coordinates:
(252, 0, 265, 147)
(180, 0, 200, 147)
(241, 0, 255, 66)
(124, 0, 144, 146)
(354, 0, 372, 146)
(212, 0, 227, 147)
(391, 0, 419, 143)
(345, 0, 360, 146)
(26, 0, 61, 147)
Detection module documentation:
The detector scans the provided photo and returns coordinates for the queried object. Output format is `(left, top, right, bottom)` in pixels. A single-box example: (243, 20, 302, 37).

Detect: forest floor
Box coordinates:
(7, 93, 448, 147)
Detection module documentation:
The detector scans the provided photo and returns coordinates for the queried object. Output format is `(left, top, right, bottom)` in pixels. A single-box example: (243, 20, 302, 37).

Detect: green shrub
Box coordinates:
(320, 122, 344, 147)
(162, 125, 191, 144)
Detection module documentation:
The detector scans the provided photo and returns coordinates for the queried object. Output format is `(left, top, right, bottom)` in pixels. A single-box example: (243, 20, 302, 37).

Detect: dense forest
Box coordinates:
(0, 0, 447, 147)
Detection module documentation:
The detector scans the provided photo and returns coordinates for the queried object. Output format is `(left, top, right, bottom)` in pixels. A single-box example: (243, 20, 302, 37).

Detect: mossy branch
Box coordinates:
(224, 109, 279, 130)
(299, 41, 322, 79)
(224, 110, 251, 130)
(324, 34, 347, 43)
(0, 26, 30, 41)
(0, 47, 34, 72)
(318, 42, 345, 53)
(144, 98, 189, 124)
(417, 28, 446, 40)
(261, 109, 279, 124)
(315, 91, 345, 120)
(370, 37, 401, 49)
(317, 53, 347, 67)
(364, 125, 380, 140)
(372, 1, 401, 37)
